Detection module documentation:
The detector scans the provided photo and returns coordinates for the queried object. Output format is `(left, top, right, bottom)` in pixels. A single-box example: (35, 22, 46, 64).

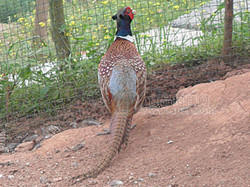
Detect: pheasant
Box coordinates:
(72, 7, 146, 183)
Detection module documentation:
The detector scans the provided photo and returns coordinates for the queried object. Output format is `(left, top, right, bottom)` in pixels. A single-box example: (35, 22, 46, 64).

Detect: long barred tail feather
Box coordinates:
(71, 111, 129, 184)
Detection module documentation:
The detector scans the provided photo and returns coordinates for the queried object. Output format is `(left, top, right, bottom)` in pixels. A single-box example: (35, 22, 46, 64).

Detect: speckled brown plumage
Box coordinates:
(99, 38, 146, 114)
(71, 7, 146, 183)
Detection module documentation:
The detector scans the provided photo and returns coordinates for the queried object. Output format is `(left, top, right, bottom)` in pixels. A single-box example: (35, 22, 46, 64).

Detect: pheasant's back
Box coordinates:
(98, 39, 145, 78)
(98, 38, 146, 113)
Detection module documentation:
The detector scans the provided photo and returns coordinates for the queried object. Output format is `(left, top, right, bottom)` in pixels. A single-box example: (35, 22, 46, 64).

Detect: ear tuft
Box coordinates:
(112, 15, 117, 20)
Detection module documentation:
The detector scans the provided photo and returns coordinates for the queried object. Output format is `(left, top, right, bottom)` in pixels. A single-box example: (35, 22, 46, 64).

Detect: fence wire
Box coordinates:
(0, 0, 249, 147)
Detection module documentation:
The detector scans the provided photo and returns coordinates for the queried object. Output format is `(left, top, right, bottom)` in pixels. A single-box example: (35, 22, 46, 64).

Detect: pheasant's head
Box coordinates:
(112, 7, 136, 22)
(112, 7, 136, 37)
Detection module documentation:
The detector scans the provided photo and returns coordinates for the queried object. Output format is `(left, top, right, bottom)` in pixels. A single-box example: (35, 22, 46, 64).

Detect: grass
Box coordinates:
(0, 0, 249, 120)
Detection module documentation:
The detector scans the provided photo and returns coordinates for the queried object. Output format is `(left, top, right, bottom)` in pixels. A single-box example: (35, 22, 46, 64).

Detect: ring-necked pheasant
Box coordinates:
(72, 7, 146, 183)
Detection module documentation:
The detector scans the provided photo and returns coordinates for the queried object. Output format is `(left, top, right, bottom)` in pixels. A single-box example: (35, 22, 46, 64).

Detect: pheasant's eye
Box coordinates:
(127, 9, 131, 14)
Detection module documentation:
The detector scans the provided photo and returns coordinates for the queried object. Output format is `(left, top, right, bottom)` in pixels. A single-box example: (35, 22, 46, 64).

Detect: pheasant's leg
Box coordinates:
(96, 117, 114, 136)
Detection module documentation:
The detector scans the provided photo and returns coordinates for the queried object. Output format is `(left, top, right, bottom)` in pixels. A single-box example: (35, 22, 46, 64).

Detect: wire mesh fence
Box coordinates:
(0, 0, 249, 127)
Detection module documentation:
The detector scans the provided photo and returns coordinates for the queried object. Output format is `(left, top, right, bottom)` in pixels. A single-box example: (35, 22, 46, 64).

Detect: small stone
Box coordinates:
(44, 134, 52, 139)
(148, 172, 157, 178)
(0, 174, 3, 178)
(109, 180, 124, 186)
(71, 162, 78, 168)
(167, 140, 174, 144)
(40, 176, 47, 184)
(88, 179, 98, 185)
(72, 142, 84, 152)
(168, 184, 179, 187)
(53, 177, 62, 182)
(46, 125, 60, 134)
(69, 122, 77, 128)
(0, 161, 13, 166)
(25, 162, 30, 166)
(8, 175, 14, 179)
(137, 177, 144, 182)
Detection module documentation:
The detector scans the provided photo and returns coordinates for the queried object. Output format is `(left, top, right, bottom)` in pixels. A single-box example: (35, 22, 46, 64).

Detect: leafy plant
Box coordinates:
(0, 0, 35, 23)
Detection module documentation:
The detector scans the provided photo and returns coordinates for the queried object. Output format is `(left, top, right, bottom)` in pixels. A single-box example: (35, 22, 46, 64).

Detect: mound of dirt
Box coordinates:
(0, 72, 249, 186)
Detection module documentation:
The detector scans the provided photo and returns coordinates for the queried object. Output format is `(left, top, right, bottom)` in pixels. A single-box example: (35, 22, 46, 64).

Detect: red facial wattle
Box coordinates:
(128, 11, 134, 20)
(126, 7, 135, 20)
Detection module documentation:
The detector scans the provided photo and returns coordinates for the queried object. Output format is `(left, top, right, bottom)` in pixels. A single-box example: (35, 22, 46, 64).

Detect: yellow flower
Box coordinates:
(39, 22, 46, 27)
(96, 42, 100, 46)
(173, 5, 179, 10)
(18, 17, 25, 23)
(99, 24, 104, 29)
(65, 32, 71, 36)
(102, 0, 109, 5)
(200, 2, 205, 6)
(104, 35, 111, 39)
(140, 34, 151, 38)
(69, 21, 75, 26)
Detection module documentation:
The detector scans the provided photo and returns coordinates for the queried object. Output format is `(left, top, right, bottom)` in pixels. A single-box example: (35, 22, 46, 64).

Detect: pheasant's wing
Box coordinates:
(134, 57, 147, 113)
(98, 57, 113, 113)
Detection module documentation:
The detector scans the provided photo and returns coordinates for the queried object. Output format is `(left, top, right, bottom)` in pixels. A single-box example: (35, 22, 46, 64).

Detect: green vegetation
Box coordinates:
(0, 0, 249, 120)
(0, 0, 35, 23)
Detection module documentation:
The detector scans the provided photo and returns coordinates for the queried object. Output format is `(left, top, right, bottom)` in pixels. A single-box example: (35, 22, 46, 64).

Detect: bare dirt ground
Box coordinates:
(0, 59, 250, 186)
